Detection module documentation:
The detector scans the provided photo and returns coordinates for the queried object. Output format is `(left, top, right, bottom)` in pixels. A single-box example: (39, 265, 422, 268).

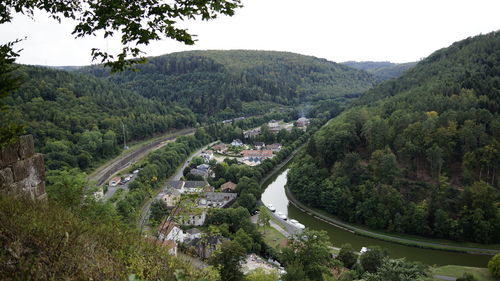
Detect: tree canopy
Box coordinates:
(1, 0, 242, 71)
(287, 31, 500, 243)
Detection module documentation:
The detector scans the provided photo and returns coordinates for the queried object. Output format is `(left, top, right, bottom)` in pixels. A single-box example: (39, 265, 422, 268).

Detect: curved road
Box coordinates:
(138, 141, 217, 232)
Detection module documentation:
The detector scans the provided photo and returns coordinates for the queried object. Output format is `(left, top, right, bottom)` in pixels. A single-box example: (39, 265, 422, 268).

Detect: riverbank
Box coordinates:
(432, 265, 496, 281)
(284, 185, 500, 255)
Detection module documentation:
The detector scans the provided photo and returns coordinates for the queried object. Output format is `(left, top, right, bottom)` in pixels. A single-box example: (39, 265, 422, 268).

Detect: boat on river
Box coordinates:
(295, 223, 305, 229)
(277, 211, 287, 220)
(267, 203, 276, 212)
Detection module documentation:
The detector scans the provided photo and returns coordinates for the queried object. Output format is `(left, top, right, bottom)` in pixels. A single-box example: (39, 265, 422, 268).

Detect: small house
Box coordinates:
(158, 222, 184, 243)
(220, 181, 237, 192)
(254, 142, 265, 149)
(296, 117, 310, 127)
(231, 139, 244, 147)
(184, 181, 209, 193)
(185, 228, 202, 241)
(199, 192, 238, 208)
(241, 149, 273, 160)
(182, 210, 207, 226)
(268, 120, 279, 128)
(267, 143, 282, 153)
(160, 189, 181, 208)
(197, 164, 210, 171)
(166, 181, 185, 193)
(244, 128, 261, 138)
(200, 150, 214, 162)
(190, 168, 208, 177)
(212, 143, 228, 154)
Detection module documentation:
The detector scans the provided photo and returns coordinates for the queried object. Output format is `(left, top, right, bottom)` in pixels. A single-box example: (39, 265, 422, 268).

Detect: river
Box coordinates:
(261, 168, 491, 267)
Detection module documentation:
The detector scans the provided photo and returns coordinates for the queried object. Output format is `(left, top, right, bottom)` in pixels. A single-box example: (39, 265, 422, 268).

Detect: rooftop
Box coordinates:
(241, 150, 273, 158)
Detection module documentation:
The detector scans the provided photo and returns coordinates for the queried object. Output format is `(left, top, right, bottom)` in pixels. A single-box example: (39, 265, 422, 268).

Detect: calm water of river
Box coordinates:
(261, 168, 491, 267)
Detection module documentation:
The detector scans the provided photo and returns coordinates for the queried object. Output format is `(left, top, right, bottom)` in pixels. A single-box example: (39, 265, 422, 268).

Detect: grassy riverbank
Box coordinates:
(285, 185, 500, 255)
(258, 225, 287, 249)
(432, 266, 496, 281)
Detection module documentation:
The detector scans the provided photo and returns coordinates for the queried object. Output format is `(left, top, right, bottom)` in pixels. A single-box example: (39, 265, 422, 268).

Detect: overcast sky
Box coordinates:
(1, 0, 499, 66)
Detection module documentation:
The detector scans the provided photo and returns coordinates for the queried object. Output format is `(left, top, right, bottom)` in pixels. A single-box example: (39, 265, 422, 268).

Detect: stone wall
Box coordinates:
(0, 135, 46, 199)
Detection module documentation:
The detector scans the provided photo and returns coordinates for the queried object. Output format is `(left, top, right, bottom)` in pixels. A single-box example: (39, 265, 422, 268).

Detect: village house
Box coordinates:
(220, 181, 237, 192)
(241, 149, 273, 160)
(200, 150, 213, 162)
(198, 192, 238, 208)
(267, 143, 282, 153)
(190, 168, 207, 177)
(268, 120, 279, 129)
(158, 221, 184, 243)
(254, 142, 265, 150)
(167, 181, 185, 192)
(197, 164, 210, 171)
(185, 228, 202, 241)
(296, 117, 310, 127)
(182, 210, 207, 226)
(184, 181, 209, 193)
(191, 163, 211, 178)
(158, 189, 181, 208)
(166, 181, 208, 194)
(244, 128, 261, 138)
(212, 143, 228, 154)
(231, 139, 244, 147)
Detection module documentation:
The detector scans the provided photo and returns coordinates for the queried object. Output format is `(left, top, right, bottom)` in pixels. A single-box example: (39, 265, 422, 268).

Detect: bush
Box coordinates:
(457, 273, 476, 281)
(359, 246, 388, 273)
(0, 194, 217, 281)
(337, 243, 358, 269)
(488, 253, 500, 278)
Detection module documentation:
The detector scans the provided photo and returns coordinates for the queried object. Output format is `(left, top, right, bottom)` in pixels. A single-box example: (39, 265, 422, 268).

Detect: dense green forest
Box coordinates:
(288, 32, 500, 243)
(80, 50, 375, 119)
(342, 61, 417, 81)
(0, 51, 374, 172)
(1, 66, 196, 171)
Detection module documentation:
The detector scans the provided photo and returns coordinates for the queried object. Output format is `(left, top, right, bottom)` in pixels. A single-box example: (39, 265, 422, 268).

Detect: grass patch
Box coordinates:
(432, 265, 497, 281)
(258, 225, 287, 249)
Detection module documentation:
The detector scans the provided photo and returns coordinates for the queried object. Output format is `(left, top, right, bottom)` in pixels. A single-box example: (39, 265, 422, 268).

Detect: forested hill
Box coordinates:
(288, 32, 500, 243)
(80, 50, 376, 118)
(1, 66, 196, 171)
(342, 61, 416, 81)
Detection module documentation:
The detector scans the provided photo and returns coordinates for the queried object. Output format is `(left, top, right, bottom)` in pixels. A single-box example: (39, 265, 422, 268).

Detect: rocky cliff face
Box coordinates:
(0, 135, 46, 199)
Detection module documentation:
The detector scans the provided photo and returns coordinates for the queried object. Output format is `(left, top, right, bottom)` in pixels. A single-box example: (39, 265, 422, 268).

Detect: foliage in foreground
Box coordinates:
(0, 194, 218, 281)
(488, 253, 500, 278)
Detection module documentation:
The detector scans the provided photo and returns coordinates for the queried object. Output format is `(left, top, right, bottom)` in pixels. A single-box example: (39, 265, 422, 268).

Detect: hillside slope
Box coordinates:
(288, 32, 500, 243)
(342, 61, 416, 81)
(81, 50, 376, 118)
(1, 66, 196, 171)
(0, 194, 216, 280)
